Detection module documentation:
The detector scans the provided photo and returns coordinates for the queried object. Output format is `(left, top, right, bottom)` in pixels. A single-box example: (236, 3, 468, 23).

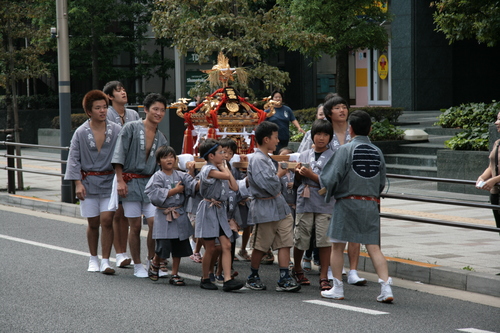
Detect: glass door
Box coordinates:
(368, 45, 391, 105)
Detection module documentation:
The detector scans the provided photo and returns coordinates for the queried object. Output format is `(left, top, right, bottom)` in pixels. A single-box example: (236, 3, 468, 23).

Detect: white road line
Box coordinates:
(0, 234, 115, 262)
(457, 329, 497, 333)
(304, 300, 390, 315)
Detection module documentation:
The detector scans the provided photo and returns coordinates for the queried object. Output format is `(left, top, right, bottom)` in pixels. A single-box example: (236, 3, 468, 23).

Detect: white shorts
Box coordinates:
(80, 197, 114, 218)
(122, 201, 155, 218)
(329, 238, 347, 244)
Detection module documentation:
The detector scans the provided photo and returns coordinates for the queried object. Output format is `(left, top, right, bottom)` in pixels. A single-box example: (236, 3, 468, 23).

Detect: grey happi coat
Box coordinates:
(320, 136, 386, 245)
(64, 120, 121, 198)
(145, 169, 196, 241)
(111, 120, 167, 202)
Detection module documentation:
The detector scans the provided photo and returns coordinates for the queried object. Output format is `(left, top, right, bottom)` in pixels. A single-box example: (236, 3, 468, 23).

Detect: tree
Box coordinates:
(150, 0, 325, 98)
(432, 0, 500, 46)
(0, 0, 52, 188)
(43, 0, 174, 92)
(278, 0, 391, 99)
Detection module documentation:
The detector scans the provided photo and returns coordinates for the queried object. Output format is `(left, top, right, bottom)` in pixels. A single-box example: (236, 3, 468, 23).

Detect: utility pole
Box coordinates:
(56, 0, 73, 203)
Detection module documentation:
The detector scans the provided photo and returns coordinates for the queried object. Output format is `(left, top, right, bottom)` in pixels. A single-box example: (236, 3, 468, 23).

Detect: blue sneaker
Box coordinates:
(209, 273, 215, 283)
(245, 275, 266, 291)
(276, 277, 301, 292)
(215, 274, 224, 285)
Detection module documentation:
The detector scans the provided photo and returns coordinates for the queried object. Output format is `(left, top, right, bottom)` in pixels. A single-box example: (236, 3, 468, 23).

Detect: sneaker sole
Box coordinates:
(275, 286, 301, 292)
(200, 285, 218, 290)
(377, 296, 394, 303)
(118, 258, 131, 268)
(101, 267, 115, 275)
(222, 283, 244, 292)
(245, 283, 266, 291)
(321, 294, 344, 300)
(348, 279, 367, 286)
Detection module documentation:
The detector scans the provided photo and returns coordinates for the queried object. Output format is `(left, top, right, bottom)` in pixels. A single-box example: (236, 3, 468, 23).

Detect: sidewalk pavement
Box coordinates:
(0, 141, 499, 298)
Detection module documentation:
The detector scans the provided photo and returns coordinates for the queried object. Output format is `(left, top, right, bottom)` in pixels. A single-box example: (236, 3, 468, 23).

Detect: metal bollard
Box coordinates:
(6, 134, 15, 194)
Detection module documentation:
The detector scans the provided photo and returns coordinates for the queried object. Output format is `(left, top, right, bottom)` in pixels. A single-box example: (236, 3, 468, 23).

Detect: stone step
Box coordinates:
(386, 164, 437, 178)
(398, 143, 449, 155)
(384, 154, 437, 167)
(424, 127, 462, 136)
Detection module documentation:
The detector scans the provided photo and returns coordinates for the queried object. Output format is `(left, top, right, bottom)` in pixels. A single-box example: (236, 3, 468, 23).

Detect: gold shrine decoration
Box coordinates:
(201, 52, 248, 89)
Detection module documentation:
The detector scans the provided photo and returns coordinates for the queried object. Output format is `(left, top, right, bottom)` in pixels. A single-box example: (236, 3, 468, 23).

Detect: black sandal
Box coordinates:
(149, 263, 159, 281)
(169, 275, 185, 286)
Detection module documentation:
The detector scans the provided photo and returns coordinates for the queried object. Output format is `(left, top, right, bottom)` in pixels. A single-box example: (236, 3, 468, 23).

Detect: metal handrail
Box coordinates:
(3, 154, 67, 164)
(384, 173, 500, 233)
(386, 173, 475, 185)
(0, 137, 69, 194)
(0, 141, 69, 151)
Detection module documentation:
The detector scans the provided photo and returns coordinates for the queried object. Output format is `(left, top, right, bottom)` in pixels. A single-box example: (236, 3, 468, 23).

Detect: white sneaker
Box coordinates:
(134, 264, 149, 278)
(377, 277, 394, 303)
(321, 278, 344, 300)
(87, 256, 99, 272)
(342, 267, 347, 275)
(116, 253, 131, 268)
(159, 269, 168, 278)
(100, 259, 115, 275)
(348, 270, 367, 285)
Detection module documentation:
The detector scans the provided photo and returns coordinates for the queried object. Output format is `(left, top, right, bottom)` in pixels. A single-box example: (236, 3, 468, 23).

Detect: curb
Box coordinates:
(351, 253, 500, 297)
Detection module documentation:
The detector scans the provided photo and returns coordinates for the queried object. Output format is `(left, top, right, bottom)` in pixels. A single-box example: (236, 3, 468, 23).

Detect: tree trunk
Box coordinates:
(8, 33, 23, 189)
(335, 47, 350, 101)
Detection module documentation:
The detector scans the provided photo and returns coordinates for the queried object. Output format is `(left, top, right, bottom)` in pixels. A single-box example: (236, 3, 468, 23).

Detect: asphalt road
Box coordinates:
(1, 205, 499, 333)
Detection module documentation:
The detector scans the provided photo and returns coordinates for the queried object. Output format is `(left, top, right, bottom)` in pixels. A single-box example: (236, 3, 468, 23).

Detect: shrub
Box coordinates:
(444, 129, 489, 151)
(436, 101, 500, 151)
(351, 106, 404, 123)
(289, 119, 404, 142)
(51, 113, 88, 130)
(369, 119, 405, 141)
(435, 101, 500, 129)
(293, 106, 404, 126)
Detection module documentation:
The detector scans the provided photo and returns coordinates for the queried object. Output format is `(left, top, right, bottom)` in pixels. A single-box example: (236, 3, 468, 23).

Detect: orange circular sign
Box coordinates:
(378, 54, 388, 80)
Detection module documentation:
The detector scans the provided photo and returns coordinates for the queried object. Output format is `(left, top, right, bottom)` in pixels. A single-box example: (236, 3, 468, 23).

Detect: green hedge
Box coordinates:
(291, 106, 405, 142)
(294, 106, 404, 125)
(436, 101, 500, 151)
(435, 101, 500, 129)
(51, 113, 88, 130)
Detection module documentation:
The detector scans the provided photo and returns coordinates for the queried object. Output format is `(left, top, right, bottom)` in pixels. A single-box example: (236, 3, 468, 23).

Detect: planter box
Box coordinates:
(437, 150, 488, 195)
(37, 128, 64, 153)
(372, 140, 411, 155)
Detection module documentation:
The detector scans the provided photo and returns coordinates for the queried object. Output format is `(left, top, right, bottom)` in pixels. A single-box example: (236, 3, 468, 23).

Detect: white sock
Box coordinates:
(90, 255, 98, 261)
(327, 266, 334, 280)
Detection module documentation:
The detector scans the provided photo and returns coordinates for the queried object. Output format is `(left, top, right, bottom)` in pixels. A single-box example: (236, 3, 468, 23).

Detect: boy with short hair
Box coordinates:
(246, 121, 300, 292)
(103, 81, 140, 126)
(292, 119, 335, 291)
(320, 110, 393, 303)
(112, 93, 168, 278)
(103, 80, 140, 268)
(65, 90, 121, 274)
(196, 139, 244, 292)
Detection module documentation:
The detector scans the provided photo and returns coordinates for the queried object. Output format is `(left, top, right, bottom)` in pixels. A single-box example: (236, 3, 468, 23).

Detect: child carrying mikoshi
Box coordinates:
(144, 145, 197, 286)
(245, 121, 301, 292)
(292, 119, 335, 291)
(195, 139, 244, 292)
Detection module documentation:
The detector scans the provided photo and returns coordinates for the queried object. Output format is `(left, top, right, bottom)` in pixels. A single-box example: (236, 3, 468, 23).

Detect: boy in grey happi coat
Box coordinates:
(245, 121, 300, 293)
(112, 93, 168, 278)
(320, 110, 394, 303)
(65, 90, 121, 274)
